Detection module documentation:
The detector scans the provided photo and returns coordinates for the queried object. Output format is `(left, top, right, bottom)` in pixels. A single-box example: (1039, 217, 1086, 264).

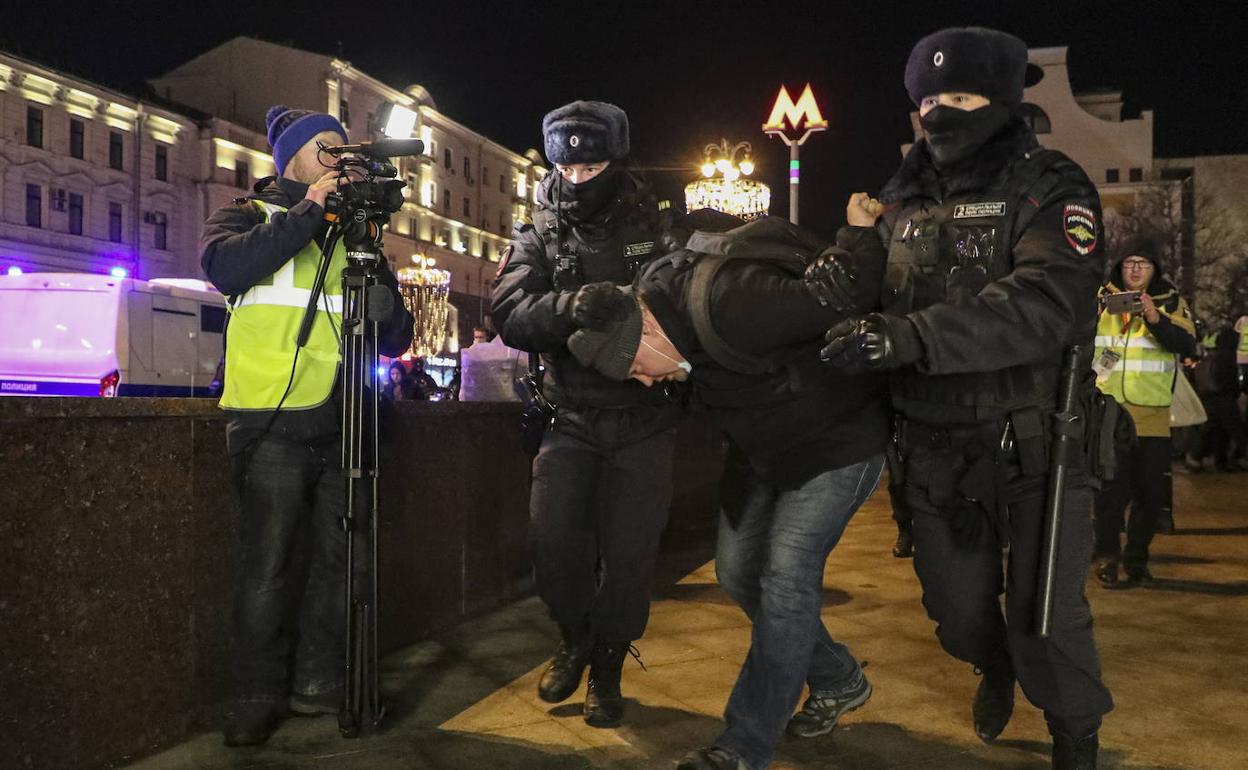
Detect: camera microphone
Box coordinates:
(322, 138, 426, 158)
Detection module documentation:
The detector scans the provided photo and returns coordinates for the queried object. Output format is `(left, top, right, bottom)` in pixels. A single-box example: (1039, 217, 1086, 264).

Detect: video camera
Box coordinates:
(316, 138, 424, 247)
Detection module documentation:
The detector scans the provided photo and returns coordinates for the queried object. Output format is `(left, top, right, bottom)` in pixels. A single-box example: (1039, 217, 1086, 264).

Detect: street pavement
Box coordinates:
(126, 468, 1248, 770)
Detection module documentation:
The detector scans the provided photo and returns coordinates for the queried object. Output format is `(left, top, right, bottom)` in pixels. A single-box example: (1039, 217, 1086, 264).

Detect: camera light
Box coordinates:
(6, 266, 22, 276)
(384, 105, 418, 139)
(109, 266, 128, 278)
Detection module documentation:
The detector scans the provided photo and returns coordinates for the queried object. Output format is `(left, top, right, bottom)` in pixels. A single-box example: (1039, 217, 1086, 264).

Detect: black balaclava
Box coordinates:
(920, 101, 1013, 168)
(555, 161, 626, 221)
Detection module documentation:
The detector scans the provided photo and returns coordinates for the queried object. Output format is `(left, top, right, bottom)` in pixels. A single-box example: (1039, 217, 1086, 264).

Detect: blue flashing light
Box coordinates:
(376, 366, 388, 379)
(6, 266, 22, 276)
(109, 266, 129, 278)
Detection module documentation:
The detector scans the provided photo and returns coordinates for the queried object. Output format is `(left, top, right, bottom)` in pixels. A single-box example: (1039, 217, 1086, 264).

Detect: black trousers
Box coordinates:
(231, 434, 349, 701)
(1197, 395, 1247, 464)
(1094, 436, 1171, 569)
(530, 412, 676, 642)
(903, 440, 1113, 737)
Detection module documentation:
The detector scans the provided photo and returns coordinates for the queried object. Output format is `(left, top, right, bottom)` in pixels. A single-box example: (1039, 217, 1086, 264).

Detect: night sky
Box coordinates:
(3, 0, 1244, 239)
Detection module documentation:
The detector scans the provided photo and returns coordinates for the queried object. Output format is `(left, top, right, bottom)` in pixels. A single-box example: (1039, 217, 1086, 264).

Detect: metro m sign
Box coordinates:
(762, 84, 828, 146)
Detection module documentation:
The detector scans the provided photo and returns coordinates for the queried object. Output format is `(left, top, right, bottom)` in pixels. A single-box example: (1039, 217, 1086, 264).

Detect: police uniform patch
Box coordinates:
(569, 135, 580, 147)
(953, 202, 1006, 219)
(1063, 204, 1098, 255)
(623, 241, 655, 258)
(495, 244, 514, 277)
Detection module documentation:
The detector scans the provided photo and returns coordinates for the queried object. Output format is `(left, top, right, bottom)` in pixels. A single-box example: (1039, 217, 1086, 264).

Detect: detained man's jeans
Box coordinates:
(232, 435, 348, 700)
(714, 455, 884, 769)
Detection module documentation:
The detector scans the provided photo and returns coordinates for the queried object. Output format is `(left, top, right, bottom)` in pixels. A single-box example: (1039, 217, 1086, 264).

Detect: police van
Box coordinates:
(0, 272, 226, 397)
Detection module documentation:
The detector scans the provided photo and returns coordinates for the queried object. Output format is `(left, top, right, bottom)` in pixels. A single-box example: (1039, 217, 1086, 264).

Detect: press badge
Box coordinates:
(1093, 349, 1122, 383)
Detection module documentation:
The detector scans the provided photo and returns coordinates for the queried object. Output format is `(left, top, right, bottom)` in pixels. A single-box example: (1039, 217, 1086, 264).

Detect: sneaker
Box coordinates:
(1093, 557, 1118, 588)
(786, 668, 872, 738)
(222, 698, 283, 747)
(289, 687, 343, 716)
(676, 746, 750, 770)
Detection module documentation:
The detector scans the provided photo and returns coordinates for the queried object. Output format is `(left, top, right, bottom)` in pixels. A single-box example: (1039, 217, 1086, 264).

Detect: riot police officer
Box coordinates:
(491, 101, 681, 728)
(813, 28, 1112, 769)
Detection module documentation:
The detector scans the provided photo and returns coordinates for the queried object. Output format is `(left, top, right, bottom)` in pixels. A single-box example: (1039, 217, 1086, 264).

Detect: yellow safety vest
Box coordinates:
(1093, 309, 1177, 408)
(1239, 324, 1248, 362)
(220, 200, 347, 411)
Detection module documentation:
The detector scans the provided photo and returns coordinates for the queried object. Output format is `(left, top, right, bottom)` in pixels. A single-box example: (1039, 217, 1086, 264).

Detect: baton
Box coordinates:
(1036, 345, 1083, 639)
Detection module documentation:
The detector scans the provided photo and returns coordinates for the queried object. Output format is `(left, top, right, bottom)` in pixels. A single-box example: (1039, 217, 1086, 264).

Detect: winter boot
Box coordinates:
(1052, 731, 1098, 769)
(538, 623, 593, 703)
(892, 526, 914, 558)
(222, 698, 283, 747)
(583, 640, 632, 727)
(972, 656, 1015, 743)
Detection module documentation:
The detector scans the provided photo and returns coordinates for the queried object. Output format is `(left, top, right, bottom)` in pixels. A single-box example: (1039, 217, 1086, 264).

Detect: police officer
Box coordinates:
(815, 28, 1112, 769)
(491, 101, 681, 728)
(1092, 236, 1196, 585)
(201, 105, 413, 746)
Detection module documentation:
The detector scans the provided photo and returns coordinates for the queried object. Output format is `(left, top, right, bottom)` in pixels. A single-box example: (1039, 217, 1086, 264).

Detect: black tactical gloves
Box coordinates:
(821, 313, 924, 374)
(570, 281, 633, 330)
(804, 246, 859, 313)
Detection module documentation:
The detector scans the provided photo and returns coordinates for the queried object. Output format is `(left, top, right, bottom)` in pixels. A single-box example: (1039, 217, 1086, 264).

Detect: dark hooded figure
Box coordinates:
(807, 28, 1113, 770)
(491, 100, 683, 729)
(1092, 235, 1195, 586)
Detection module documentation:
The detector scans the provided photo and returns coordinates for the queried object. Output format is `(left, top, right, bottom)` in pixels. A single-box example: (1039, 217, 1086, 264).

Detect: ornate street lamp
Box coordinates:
(685, 138, 771, 220)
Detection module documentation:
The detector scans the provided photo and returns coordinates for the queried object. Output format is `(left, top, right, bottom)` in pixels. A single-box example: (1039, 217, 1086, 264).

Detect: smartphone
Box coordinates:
(1103, 290, 1143, 314)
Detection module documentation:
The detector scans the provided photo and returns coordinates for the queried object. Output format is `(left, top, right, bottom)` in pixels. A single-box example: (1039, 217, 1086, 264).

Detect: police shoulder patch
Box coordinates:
(496, 244, 514, 278)
(1063, 204, 1098, 255)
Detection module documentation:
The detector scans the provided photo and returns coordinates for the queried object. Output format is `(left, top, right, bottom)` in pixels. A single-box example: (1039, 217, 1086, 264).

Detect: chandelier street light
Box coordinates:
(685, 138, 771, 220)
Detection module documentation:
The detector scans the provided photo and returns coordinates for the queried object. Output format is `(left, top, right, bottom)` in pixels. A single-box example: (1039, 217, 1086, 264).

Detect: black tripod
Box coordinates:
(300, 211, 391, 738)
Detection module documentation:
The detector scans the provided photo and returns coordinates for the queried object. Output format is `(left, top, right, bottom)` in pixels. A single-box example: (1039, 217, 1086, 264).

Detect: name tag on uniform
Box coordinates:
(1092, 349, 1121, 383)
(624, 241, 655, 258)
(953, 202, 1006, 219)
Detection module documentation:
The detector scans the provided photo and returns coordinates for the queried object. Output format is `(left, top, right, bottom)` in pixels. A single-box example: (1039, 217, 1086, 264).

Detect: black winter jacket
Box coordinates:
(201, 176, 413, 452)
(638, 222, 889, 489)
(491, 168, 677, 414)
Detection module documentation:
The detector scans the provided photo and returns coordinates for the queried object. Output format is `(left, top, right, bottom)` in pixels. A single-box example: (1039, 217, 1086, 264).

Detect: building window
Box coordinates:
(68, 193, 84, 235)
(26, 106, 44, 148)
(152, 212, 168, 250)
(463, 197, 471, 217)
(463, 157, 471, 178)
(442, 188, 451, 211)
(69, 119, 85, 159)
(1106, 169, 1120, 183)
(109, 202, 124, 243)
(500, 213, 508, 234)
(155, 145, 169, 181)
(109, 131, 124, 170)
(444, 147, 452, 170)
(339, 99, 351, 128)
(1128, 168, 1143, 182)
(1019, 103, 1051, 134)
(409, 217, 418, 238)
(483, 241, 491, 260)
(366, 111, 376, 137)
(25, 184, 42, 228)
(235, 160, 249, 189)
(499, 174, 506, 193)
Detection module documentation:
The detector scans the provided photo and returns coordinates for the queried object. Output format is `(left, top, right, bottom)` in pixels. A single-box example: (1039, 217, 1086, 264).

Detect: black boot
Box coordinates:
(222, 698, 283, 747)
(538, 623, 593, 703)
(892, 525, 914, 558)
(972, 656, 1015, 743)
(583, 640, 631, 728)
(1052, 731, 1098, 769)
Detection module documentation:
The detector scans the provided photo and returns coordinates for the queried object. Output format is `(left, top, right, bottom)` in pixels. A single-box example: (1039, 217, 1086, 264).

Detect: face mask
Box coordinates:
(920, 102, 1012, 168)
(556, 163, 622, 216)
(640, 326, 692, 375)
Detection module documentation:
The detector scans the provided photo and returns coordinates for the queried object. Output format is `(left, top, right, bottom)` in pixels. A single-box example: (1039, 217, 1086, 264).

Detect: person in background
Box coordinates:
(409, 358, 439, 399)
(1092, 235, 1196, 588)
(1191, 325, 1247, 471)
(460, 324, 528, 402)
(472, 325, 490, 345)
(383, 361, 419, 401)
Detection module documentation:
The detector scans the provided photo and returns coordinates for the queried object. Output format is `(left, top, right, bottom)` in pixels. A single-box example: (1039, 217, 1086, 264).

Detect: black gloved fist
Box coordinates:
(570, 281, 631, 330)
(804, 247, 859, 313)
(820, 313, 923, 374)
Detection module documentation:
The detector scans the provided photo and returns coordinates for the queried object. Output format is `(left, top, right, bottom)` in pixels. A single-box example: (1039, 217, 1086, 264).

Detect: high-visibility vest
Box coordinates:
(1094, 309, 1177, 408)
(219, 200, 347, 411)
(1238, 318, 1248, 364)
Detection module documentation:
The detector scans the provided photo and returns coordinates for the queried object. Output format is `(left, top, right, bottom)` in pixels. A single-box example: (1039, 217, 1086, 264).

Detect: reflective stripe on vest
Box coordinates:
(219, 200, 346, 411)
(1093, 310, 1176, 407)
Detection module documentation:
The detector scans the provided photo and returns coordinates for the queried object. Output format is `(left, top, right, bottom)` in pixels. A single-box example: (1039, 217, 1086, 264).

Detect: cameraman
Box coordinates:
(201, 105, 413, 746)
(1092, 236, 1195, 588)
(491, 101, 682, 728)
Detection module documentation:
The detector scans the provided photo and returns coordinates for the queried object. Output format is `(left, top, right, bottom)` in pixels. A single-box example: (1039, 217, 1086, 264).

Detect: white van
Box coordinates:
(0, 272, 227, 397)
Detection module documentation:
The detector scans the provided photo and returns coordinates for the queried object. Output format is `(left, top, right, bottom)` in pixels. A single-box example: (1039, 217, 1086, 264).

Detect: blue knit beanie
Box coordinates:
(265, 105, 347, 176)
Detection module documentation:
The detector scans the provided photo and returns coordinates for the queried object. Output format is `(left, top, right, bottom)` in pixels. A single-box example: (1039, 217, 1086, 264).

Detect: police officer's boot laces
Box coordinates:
(538, 624, 593, 703)
(972, 657, 1015, 743)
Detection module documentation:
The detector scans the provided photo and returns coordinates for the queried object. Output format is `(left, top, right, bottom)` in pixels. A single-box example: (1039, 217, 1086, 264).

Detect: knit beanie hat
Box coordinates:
(904, 27, 1029, 107)
(566, 287, 644, 381)
(265, 105, 347, 176)
(542, 101, 630, 165)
